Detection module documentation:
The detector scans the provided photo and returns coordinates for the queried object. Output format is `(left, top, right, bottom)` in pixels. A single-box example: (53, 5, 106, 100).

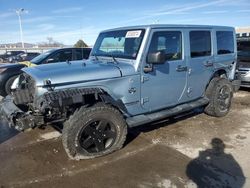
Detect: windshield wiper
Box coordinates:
(107, 54, 118, 64)
(94, 54, 99, 61)
(91, 53, 99, 61)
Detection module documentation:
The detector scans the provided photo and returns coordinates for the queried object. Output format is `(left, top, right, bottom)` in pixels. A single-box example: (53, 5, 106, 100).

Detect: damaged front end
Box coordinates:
(0, 96, 44, 131)
(0, 72, 105, 131)
(0, 73, 44, 131)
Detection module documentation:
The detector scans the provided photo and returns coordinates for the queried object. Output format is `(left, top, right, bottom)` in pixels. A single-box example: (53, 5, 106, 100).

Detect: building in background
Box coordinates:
(236, 27, 250, 40)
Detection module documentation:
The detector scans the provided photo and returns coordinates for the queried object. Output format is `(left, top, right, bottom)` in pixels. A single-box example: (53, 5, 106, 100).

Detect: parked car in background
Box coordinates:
(8, 52, 40, 63)
(0, 47, 91, 96)
(237, 37, 250, 87)
(0, 51, 25, 63)
(0, 25, 240, 160)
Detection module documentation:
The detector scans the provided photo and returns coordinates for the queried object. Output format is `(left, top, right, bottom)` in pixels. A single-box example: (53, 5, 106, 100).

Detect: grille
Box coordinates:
(238, 69, 249, 76)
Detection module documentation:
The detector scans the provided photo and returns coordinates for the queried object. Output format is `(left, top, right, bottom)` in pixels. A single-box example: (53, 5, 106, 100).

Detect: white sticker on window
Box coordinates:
(125, 30, 142, 38)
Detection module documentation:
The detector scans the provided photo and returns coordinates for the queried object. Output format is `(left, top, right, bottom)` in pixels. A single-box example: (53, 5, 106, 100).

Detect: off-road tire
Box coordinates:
(204, 77, 233, 117)
(62, 103, 127, 160)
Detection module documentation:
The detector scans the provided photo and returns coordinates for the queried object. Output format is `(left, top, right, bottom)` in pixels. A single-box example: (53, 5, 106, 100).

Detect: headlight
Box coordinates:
(11, 76, 20, 90)
(246, 71, 250, 78)
(0, 68, 7, 74)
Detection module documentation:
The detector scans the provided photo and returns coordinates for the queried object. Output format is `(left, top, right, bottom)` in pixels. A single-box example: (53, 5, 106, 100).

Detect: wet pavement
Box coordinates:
(0, 90, 250, 188)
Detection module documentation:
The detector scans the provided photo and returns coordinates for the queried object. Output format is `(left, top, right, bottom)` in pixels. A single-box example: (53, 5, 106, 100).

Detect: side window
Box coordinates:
(49, 50, 72, 63)
(148, 31, 182, 61)
(190, 31, 211, 58)
(216, 31, 234, 55)
(74, 49, 91, 60)
(83, 49, 91, 59)
(74, 49, 83, 60)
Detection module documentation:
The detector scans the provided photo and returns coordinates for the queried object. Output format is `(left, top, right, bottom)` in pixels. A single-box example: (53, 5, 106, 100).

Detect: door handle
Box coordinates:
(176, 65, 188, 72)
(204, 61, 214, 67)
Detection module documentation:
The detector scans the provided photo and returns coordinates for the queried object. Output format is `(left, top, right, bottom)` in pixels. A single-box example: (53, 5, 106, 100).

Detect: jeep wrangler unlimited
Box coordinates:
(0, 25, 240, 160)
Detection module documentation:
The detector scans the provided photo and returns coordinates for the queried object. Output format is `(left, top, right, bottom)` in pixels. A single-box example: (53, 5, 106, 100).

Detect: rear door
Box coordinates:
(215, 30, 236, 80)
(187, 30, 214, 99)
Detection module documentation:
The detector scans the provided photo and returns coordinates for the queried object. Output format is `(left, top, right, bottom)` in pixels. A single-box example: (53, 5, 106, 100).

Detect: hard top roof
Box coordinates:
(102, 24, 234, 32)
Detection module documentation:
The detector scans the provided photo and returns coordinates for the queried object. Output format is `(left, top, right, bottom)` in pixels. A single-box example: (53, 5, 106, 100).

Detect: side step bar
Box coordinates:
(126, 98, 209, 128)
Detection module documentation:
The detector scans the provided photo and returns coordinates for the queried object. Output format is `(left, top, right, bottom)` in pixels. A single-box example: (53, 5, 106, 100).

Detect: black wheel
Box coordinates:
(204, 77, 233, 117)
(4, 76, 18, 96)
(62, 103, 127, 160)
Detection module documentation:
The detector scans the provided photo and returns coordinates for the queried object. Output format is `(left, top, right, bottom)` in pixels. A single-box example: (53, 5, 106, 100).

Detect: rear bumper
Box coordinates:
(0, 96, 38, 131)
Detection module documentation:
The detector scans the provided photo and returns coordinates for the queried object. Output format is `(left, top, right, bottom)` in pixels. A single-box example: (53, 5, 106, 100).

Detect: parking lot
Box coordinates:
(0, 89, 250, 188)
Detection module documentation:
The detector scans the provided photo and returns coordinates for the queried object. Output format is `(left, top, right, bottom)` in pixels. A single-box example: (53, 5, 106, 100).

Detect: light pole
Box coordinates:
(15, 8, 27, 48)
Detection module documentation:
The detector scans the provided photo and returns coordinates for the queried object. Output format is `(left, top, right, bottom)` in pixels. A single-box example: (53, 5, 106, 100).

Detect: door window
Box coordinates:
(148, 31, 182, 61)
(74, 49, 83, 60)
(49, 50, 72, 63)
(190, 31, 211, 58)
(216, 31, 234, 54)
(74, 49, 91, 60)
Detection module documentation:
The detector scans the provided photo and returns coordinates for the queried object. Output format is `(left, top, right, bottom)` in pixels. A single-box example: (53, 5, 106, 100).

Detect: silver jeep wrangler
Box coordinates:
(0, 25, 240, 159)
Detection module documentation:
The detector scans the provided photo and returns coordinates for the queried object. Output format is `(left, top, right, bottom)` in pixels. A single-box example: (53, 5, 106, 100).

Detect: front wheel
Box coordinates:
(204, 77, 233, 117)
(62, 103, 127, 160)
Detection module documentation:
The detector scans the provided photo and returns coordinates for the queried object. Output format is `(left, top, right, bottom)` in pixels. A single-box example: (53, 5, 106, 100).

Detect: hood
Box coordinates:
(0, 61, 35, 69)
(22, 59, 136, 87)
(0, 62, 24, 69)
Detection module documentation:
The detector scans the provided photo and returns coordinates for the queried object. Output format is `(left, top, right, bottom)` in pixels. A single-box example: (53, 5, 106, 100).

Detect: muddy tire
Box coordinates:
(204, 77, 233, 117)
(62, 103, 127, 160)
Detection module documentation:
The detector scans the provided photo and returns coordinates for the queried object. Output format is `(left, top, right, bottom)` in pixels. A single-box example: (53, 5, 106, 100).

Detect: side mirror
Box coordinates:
(147, 51, 166, 64)
(46, 58, 54, 63)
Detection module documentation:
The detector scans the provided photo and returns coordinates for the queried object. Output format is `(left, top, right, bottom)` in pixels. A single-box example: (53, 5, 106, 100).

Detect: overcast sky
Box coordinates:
(0, 0, 250, 46)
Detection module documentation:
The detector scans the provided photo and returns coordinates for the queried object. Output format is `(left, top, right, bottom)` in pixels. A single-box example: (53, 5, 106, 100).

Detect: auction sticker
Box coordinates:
(125, 30, 142, 38)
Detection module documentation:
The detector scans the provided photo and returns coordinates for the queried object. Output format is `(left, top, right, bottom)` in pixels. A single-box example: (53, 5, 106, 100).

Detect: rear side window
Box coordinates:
(74, 49, 83, 60)
(74, 49, 91, 60)
(190, 31, 211, 58)
(216, 31, 234, 54)
(49, 50, 72, 63)
(148, 31, 182, 61)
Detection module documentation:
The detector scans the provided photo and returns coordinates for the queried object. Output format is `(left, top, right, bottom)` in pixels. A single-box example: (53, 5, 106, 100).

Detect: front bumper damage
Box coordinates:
(0, 96, 43, 131)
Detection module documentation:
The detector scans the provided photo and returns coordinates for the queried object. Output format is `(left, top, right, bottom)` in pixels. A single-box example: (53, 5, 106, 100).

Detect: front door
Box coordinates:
(141, 30, 188, 112)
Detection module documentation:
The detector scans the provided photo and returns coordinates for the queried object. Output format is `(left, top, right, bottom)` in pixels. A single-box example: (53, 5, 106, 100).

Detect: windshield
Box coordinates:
(91, 29, 145, 60)
(30, 49, 56, 64)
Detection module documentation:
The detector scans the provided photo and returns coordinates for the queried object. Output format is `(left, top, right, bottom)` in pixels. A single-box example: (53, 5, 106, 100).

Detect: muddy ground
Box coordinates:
(0, 89, 250, 188)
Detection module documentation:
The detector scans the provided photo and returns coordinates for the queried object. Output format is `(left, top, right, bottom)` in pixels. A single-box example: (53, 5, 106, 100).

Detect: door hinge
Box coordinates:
(188, 68, 192, 75)
(141, 76, 149, 83)
(141, 97, 149, 105)
(187, 87, 193, 96)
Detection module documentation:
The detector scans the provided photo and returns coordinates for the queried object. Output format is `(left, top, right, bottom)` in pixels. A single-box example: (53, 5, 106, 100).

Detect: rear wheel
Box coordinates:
(62, 103, 127, 160)
(204, 77, 233, 117)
